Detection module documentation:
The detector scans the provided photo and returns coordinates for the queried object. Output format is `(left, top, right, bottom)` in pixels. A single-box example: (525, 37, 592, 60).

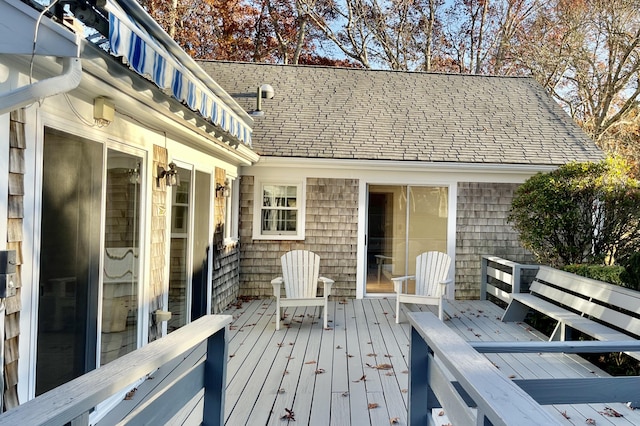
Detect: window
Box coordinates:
(253, 181, 305, 240)
(224, 177, 239, 243)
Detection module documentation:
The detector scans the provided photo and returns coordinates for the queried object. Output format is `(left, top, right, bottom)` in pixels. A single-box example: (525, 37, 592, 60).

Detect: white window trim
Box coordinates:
(224, 176, 240, 245)
(252, 179, 306, 240)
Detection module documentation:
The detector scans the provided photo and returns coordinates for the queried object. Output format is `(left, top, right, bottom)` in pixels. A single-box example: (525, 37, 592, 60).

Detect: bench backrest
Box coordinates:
(531, 266, 640, 337)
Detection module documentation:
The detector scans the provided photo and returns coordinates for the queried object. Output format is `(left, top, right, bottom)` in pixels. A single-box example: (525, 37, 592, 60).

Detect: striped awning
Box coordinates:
(106, 2, 252, 146)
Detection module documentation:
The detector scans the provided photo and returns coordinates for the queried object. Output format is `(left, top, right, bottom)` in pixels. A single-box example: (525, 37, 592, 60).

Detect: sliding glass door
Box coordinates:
(366, 185, 448, 294)
(168, 167, 212, 333)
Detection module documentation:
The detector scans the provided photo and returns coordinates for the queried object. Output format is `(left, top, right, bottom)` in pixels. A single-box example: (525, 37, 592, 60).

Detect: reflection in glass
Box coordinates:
(101, 150, 142, 366)
(168, 167, 191, 332)
(36, 128, 102, 395)
(366, 185, 448, 294)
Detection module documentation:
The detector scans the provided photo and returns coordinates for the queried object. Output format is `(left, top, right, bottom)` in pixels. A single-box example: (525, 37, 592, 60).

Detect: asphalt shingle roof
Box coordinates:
(199, 61, 603, 165)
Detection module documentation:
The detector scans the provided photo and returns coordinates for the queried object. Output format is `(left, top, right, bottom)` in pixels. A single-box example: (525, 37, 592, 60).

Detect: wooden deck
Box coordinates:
(222, 298, 640, 425)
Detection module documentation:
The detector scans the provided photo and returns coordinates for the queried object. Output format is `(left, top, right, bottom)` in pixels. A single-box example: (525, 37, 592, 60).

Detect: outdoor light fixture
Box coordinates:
(250, 84, 275, 116)
(157, 162, 179, 186)
(93, 96, 115, 127)
(216, 179, 230, 198)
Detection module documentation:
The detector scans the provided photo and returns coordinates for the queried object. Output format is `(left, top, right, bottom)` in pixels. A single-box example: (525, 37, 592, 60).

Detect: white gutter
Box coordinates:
(0, 57, 82, 116)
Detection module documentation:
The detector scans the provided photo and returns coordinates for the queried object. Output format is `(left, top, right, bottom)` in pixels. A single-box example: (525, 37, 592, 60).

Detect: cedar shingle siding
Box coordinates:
(455, 182, 535, 299)
(239, 177, 359, 298)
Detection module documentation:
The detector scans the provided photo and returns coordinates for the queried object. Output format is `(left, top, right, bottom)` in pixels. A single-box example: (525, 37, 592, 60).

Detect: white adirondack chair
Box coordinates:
(393, 251, 452, 323)
(271, 250, 334, 331)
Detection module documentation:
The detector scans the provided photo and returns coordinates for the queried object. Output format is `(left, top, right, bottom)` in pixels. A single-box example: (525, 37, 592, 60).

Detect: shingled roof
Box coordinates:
(200, 61, 603, 165)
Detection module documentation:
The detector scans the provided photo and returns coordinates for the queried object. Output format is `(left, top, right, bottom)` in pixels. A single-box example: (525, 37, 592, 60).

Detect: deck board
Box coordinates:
(223, 298, 640, 425)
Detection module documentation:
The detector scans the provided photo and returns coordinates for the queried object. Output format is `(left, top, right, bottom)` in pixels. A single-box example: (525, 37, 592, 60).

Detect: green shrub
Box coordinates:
(562, 264, 625, 286)
(620, 252, 640, 290)
(508, 156, 640, 267)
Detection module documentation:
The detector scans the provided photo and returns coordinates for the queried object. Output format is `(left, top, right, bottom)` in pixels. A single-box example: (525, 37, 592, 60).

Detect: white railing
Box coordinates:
(480, 255, 539, 304)
(407, 312, 640, 426)
(0, 314, 232, 426)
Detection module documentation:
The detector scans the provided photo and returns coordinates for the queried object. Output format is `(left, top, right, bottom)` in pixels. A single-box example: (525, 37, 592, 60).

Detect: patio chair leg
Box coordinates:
(396, 298, 401, 324)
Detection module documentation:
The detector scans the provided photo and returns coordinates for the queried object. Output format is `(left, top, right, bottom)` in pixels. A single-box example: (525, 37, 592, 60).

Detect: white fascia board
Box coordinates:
(244, 156, 557, 183)
(0, 0, 80, 57)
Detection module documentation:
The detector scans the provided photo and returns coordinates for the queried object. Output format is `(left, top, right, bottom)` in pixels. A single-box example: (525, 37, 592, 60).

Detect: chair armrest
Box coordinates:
(392, 275, 415, 293)
(319, 277, 334, 296)
(439, 278, 453, 286)
(271, 277, 283, 297)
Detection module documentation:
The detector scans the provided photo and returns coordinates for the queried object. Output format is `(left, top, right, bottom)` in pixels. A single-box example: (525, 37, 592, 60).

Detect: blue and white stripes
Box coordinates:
(107, 4, 251, 146)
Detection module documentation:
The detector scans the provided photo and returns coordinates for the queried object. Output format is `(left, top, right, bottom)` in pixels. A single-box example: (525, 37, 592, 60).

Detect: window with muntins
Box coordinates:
(254, 182, 304, 240)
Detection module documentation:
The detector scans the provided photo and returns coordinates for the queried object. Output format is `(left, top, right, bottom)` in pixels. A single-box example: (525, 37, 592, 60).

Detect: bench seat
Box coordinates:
(501, 266, 640, 361)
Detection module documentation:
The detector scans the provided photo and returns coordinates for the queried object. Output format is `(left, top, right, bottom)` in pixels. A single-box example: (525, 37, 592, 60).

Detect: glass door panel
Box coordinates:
(36, 129, 103, 395)
(366, 185, 448, 294)
(100, 150, 142, 366)
(168, 168, 211, 332)
(168, 167, 191, 332)
(190, 170, 211, 321)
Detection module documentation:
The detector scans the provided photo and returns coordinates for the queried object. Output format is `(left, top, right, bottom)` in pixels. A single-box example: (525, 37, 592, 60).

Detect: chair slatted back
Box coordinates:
(281, 250, 320, 298)
(415, 251, 451, 297)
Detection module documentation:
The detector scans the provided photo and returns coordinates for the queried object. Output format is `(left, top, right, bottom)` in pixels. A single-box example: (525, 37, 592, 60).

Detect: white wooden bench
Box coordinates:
(502, 266, 640, 360)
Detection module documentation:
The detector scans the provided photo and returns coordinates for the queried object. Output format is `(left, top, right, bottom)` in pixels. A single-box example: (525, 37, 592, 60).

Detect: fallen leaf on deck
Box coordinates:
(390, 417, 400, 424)
(346, 353, 354, 358)
(368, 363, 393, 370)
(384, 354, 392, 358)
(336, 345, 343, 349)
(353, 374, 367, 382)
(508, 374, 516, 379)
(401, 389, 408, 393)
(366, 353, 377, 357)
(305, 360, 317, 364)
(124, 388, 137, 400)
(561, 411, 570, 419)
(342, 391, 349, 397)
(286, 356, 295, 360)
(600, 407, 623, 417)
(278, 388, 285, 394)
(385, 372, 395, 376)
(281, 408, 295, 421)
(315, 369, 325, 374)
(438, 410, 445, 416)
(368, 403, 379, 409)
(585, 418, 596, 424)
(401, 370, 408, 374)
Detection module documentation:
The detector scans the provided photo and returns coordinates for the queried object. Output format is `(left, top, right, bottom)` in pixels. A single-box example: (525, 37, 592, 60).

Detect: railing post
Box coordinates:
(480, 255, 488, 300)
(409, 326, 433, 425)
(203, 325, 228, 426)
(512, 264, 522, 294)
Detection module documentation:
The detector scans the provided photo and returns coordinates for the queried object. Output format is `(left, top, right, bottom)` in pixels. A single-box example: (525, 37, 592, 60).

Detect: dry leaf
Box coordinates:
(586, 419, 596, 425)
(336, 345, 343, 349)
(278, 388, 285, 394)
(342, 391, 349, 397)
(281, 408, 295, 421)
(353, 374, 367, 382)
(124, 388, 137, 400)
(508, 374, 516, 379)
(390, 417, 400, 424)
(368, 403, 379, 409)
(561, 411, 570, 419)
(438, 410, 445, 416)
(315, 368, 325, 374)
(366, 353, 377, 357)
(305, 360, 317, 364)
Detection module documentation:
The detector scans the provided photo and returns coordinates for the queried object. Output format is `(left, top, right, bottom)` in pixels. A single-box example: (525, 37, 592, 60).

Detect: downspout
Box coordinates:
(0, 56, 82, 116)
